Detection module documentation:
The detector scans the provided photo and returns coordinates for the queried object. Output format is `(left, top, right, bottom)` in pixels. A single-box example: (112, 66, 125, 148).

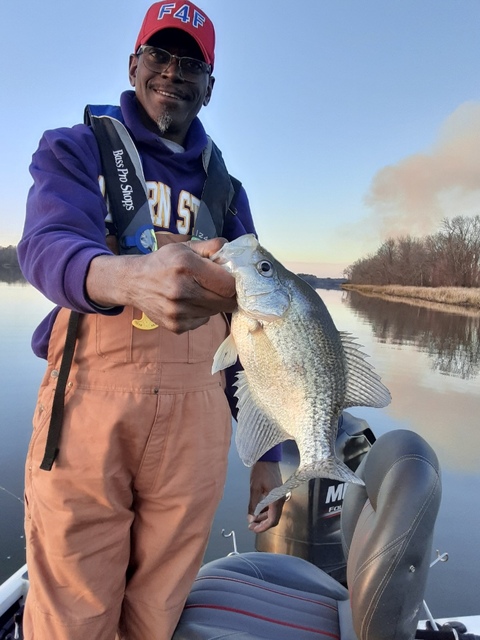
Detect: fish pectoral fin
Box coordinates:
(340, 331, 392, 408)
(212, 334, 238, 374)
(234, 371, 289, 466)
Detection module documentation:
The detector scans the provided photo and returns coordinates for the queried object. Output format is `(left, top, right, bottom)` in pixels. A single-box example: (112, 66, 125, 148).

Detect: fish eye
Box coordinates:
(256, 260, 274, 277)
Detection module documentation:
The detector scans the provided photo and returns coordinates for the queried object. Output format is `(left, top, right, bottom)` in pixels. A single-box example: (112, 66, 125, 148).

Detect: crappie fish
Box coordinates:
(212, 234, 391, 516)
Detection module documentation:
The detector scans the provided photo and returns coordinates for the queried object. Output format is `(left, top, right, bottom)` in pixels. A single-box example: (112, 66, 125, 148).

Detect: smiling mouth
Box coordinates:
(153, 88, 187, 101)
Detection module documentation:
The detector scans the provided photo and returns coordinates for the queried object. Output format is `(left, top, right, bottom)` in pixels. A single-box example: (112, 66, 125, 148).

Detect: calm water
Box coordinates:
(1, 282, 479, 617)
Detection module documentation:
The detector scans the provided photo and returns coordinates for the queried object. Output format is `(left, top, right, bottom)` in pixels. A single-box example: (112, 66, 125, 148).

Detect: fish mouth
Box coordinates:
(211, 247, 246, 272)
(211, 247, 227, 264)
(211, 235, 258, 269)
(210, 249, 231, 271)
(212, 250, 256, 278)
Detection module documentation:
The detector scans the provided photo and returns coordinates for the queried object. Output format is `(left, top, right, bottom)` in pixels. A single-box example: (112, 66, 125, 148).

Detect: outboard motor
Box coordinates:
(255, 411, 375, 583)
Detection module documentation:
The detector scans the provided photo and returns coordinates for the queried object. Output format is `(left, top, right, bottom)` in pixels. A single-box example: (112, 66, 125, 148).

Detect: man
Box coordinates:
(18, 2, 284, 638)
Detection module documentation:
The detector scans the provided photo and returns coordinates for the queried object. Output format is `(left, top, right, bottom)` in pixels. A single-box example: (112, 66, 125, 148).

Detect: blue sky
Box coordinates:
(1, 0, 479, 276)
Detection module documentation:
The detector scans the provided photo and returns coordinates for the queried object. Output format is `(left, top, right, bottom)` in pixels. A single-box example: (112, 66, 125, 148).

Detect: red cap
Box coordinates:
(135, 1, 215, 68)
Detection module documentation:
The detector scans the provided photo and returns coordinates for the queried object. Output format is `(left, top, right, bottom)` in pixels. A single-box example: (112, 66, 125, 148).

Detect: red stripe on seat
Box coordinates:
(194, 575, 338, 611)
(183, 603, 340, 638)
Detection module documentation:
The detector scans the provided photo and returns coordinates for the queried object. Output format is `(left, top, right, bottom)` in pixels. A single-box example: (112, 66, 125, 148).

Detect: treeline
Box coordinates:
(0, 245, 19, 266)
(298, 274, 346, 290)
(345, 215, 480, 287)
(0, 245, 25, 283)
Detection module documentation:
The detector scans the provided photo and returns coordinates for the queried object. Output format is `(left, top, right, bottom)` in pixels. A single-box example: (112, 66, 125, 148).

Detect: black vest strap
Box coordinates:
(193, 142, 234, 240)
(84, 106, 157, 255)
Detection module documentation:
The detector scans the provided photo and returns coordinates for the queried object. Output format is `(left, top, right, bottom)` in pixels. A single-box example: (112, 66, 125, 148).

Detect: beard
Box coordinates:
(156, 111, 173, 134)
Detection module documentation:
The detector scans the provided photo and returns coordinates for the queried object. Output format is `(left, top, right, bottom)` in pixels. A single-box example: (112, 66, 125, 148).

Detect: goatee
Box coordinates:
(156, 112, 173, 134)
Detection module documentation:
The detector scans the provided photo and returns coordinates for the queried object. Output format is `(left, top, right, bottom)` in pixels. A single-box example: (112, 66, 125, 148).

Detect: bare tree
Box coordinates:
(345, 215, 480, 287)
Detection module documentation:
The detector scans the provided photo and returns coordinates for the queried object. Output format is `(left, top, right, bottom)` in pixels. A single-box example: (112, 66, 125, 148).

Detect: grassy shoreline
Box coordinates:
(342, 284, 480, 310)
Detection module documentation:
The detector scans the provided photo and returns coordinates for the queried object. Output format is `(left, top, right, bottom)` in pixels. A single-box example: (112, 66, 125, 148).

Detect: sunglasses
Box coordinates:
(136, 45, 211, 81)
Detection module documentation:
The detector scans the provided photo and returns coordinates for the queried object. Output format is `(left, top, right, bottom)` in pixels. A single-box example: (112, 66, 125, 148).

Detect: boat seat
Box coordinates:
(173, 429, 442, 640)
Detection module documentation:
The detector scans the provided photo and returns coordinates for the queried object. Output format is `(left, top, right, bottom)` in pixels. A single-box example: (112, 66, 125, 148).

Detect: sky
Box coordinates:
(1, 0, 479, 277)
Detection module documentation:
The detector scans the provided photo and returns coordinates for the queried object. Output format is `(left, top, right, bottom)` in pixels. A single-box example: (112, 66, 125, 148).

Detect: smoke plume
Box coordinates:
(365, 101, 480, 239)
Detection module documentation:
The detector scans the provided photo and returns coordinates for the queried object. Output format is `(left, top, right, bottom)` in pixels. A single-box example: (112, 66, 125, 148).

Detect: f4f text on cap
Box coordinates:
(158, 3, 207, 28)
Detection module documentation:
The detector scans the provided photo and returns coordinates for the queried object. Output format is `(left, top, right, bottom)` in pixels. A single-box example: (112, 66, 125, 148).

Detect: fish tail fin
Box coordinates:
(253, 476, 303, 517)
(253, 458, 364, 516)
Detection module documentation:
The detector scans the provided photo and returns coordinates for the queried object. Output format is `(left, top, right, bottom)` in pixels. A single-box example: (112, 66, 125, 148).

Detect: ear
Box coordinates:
(128, 53, 138, 87)
(203, 75, 215, 107)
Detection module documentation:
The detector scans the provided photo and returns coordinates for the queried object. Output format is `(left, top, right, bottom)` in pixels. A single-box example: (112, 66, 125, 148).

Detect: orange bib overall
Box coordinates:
(23, 257, 232, 640)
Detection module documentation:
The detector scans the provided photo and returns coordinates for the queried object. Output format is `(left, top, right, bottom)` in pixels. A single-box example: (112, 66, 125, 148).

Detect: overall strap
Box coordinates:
(40, 311, 80, 471)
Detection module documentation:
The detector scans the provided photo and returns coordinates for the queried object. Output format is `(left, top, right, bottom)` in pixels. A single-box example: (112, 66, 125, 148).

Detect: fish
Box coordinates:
(211, 234, 391, 516)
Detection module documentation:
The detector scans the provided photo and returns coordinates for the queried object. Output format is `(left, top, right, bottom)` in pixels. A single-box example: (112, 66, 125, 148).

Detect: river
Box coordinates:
(1, 282, 479, 618)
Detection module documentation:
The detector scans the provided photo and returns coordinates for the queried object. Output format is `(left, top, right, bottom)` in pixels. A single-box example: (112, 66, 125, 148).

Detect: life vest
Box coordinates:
(84, 104, 242, 255)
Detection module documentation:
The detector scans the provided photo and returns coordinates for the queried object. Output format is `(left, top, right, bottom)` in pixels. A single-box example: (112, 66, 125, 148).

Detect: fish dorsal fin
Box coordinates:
(234, 370, 289, 466)
(212, 334, 238, 374)
(340, 332, 392, 408)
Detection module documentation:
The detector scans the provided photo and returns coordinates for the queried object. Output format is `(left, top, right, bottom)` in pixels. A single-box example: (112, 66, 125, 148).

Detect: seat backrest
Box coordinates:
(341, 429, 442, 640)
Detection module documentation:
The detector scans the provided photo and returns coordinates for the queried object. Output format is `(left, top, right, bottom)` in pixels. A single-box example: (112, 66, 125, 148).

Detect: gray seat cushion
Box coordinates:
(174, 552, 357, 640)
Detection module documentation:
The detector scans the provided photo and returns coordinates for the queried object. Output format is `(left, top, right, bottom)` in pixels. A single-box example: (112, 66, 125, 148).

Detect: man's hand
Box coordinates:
(247, 461, 286, 533)
(85, 238, 237, 332)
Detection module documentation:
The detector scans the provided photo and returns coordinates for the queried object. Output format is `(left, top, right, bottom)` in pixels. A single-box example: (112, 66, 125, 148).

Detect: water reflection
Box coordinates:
(1, 283, 479, 616)
(343, 290, 480, 380)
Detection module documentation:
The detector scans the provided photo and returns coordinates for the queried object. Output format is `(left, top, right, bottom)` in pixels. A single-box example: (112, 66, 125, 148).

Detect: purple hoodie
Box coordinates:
(18, 90, 281, 461)
(19, 91, 256, 357)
